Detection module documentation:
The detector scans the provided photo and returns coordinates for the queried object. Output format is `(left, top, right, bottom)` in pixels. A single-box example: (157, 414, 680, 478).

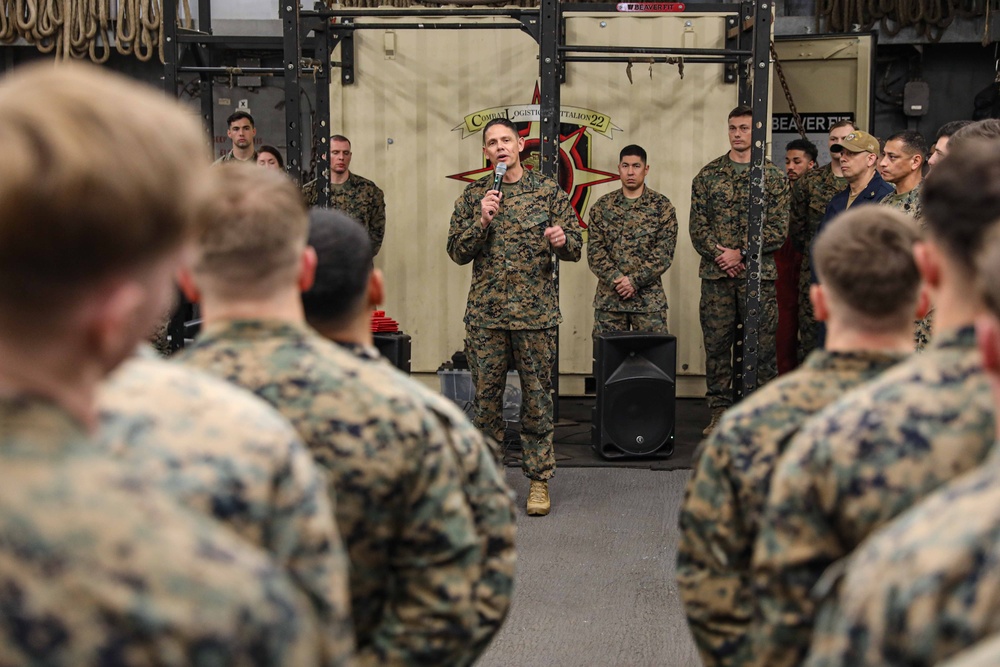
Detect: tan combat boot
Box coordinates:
(702, 407, 726, 437)
(526, 480, 550, 516)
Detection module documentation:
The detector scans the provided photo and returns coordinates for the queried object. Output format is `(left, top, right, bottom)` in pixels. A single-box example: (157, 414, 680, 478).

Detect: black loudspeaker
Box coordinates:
(374, 332, 412, 374)
(591, 332, 676, 460)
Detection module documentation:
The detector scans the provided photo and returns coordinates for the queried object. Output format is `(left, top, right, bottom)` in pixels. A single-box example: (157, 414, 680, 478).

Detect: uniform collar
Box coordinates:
(483, 167, 542, 196)
(927, 324, 977, 352)
(802, 348, 908, 372)
(335, 340, 381, 361)
(226, 149, 258, 162)
(713, 153, 759, 177)
(0, 394, 89, 459)
(332, 172, 358, 189)
(892, 181, 922, 198)
(856, 170, 890, 199)
(822, 162, 846, 183)
(197, 318, 316, 345)
(614, 186, 651, 204)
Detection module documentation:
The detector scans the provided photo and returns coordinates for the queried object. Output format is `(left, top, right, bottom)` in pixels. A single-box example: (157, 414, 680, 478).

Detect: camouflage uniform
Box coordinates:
(879, 181, 922, 220)
(879, 183, 932, 352)
(690, 155, 789, 410)
(447, 169, 583, 481)
(677, 349, 905, 667)
(337, 341, 516, 658)
(214, 149, 258, 164)
(148, 309, 172, 356)
(936, 635, 1000, 667)
(587, 186, 677, 336)
(179, 320, 496, 667)
(805, 448, 1000, 667)
(914, 310, 934, 352)
(0, 395, 324, 665)
(788, 164, 846, 362)
(752, 325, 995, 667)
(328, 172, 386, 256)
(97, 352, 355, 666)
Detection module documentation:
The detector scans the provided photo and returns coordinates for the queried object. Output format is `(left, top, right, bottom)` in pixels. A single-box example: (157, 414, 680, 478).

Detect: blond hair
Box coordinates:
(814, 207, 921, 332)
(191, 164, 308, 299)
(0, 63, 208, 321)
(0, 64, 210, 328)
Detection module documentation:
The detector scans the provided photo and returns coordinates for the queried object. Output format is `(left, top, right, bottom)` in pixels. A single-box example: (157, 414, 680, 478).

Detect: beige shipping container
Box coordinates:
(330, 9, 773, 397)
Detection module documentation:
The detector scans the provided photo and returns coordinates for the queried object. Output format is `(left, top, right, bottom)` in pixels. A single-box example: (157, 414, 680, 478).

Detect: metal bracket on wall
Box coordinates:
(724, 2, 754, 102)
(518, 13, 541, 42)
(190, 44, 215, 133)
(724, 13, 740, 84)
(738, 1, 754, 104)
(335, 20, 356, 85)
(162, 0, 178, 95)
(506, 12, 566, 82)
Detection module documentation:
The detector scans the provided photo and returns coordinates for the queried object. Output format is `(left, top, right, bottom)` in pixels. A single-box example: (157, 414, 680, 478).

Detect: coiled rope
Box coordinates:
(816, 0, 994, 43)
(0, 0, 193, 63)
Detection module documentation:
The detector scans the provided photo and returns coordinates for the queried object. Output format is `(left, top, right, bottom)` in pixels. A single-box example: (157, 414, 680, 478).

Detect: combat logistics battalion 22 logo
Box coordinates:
(447, 84, 622, 226)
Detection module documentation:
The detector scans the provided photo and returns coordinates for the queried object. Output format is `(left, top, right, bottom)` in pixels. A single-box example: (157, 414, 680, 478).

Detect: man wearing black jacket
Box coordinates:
(818, 130, 894, 238)
(813, 129, 894, 279)
(811, 130, 894, 346)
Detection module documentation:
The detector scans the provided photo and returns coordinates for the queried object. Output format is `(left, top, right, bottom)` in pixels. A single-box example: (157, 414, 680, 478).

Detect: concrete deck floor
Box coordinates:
(477, 467, 701, 667)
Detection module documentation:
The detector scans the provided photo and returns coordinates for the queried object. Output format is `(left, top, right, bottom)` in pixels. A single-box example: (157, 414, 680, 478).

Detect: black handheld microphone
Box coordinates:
(491, 162, 508, 191)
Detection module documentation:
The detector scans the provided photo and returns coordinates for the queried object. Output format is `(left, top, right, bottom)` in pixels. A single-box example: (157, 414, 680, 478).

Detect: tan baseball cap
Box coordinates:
(830, 130, 880, 155)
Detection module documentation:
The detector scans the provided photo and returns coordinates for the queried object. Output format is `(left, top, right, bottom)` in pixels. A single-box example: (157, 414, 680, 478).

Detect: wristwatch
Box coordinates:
(739, 248, 748, 260)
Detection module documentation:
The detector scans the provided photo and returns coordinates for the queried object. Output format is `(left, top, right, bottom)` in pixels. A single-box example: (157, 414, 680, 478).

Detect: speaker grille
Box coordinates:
(593, 333, 677, 460)
(605, 357, 674, 455)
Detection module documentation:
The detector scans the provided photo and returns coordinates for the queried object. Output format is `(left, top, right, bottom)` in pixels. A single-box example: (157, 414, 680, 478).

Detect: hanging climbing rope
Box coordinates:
(0, 0, 194, 63)
(816, 0, 991, 43)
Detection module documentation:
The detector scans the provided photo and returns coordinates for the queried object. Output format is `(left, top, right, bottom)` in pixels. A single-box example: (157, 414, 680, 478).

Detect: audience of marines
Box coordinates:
(681, 116, 1000, 666)
(0, 63, 513, 667)
(4, 56, 1000, 667)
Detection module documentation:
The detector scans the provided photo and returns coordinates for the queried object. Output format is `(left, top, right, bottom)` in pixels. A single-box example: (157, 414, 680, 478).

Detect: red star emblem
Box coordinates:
(447, 85, 619, 226)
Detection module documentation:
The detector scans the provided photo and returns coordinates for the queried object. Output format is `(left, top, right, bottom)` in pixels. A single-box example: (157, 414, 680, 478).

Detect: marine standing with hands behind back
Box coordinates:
(448, 118, 583, 517)
(587, 144, 677, 336)
(690, 105, 790, 436)
(328, 135, 386, 256)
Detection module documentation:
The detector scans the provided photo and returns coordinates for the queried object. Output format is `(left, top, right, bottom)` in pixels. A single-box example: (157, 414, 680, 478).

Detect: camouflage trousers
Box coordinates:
(592, 309, 669, 337)
(700, 278, 778, 411)
(797, 254, 819, 364)
(466, 325, 556, 481)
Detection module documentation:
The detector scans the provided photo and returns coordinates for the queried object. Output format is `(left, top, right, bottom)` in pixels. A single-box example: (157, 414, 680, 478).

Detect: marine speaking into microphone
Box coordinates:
(492, 161, 507, 193)
(446, 117, 583, 517)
